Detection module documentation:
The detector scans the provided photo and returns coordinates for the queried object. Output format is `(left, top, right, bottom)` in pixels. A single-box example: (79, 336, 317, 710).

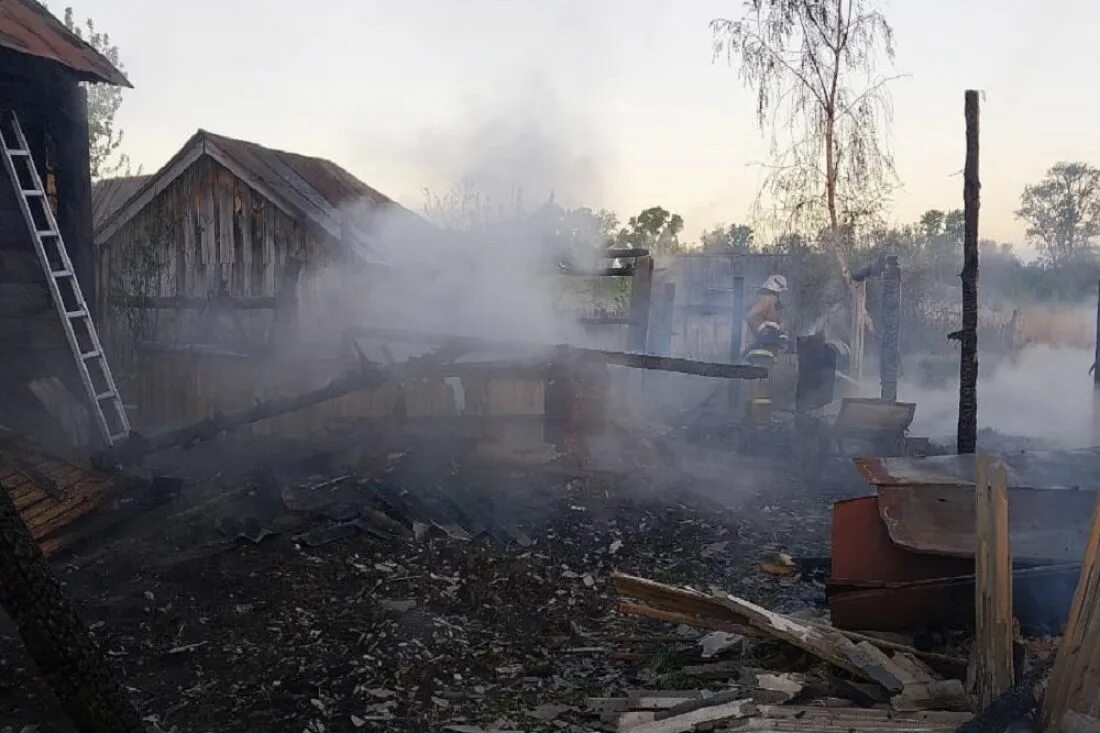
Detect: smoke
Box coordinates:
(407, 76, 608, 212)
(902, 342, 1098, 450)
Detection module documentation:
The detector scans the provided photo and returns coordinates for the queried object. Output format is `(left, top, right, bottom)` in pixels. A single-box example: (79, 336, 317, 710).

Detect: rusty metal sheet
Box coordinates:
(0, 0, 130, 85)
(877, 484, 1096, 563)
(829, 566, 1080, 633)
(830, 496, 972, 585)
(830, 495, 1082, 631)
(833, 398, 915, 434)
(855, 449, 1100, 490)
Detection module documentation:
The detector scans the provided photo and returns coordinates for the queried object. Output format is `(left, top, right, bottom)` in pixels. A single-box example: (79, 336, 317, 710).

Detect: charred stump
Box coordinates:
(957, 90, 981, 454)
(0, 483, 144, 732)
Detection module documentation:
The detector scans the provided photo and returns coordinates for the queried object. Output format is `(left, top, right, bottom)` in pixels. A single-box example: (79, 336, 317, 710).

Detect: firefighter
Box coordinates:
(743, 274, 788, 421)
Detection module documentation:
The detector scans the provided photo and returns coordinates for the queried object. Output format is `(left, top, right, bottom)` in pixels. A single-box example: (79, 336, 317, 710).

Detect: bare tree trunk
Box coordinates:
(958, 90, 981, 454)
(0, 485, 145, 732)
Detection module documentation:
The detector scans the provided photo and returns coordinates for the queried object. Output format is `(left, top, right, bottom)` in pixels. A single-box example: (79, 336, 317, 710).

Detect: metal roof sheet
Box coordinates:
(0, 0, 130, 86)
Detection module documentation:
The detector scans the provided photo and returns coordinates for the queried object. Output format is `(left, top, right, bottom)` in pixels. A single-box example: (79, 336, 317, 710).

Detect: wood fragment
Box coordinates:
(973, 454, 1015, 708)
(614, 574, 903, 692)
(1043, 492, 1100, 728)
(890, 679, 972, 713)
(623, 698, 754, 733)
(615, 601, 757, 637)
(613, 573, 966, 671)
(709, 592, 904, 693)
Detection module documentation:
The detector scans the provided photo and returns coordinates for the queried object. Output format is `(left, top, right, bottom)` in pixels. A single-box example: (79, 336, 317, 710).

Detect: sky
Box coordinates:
(66, 0, 1100, 247)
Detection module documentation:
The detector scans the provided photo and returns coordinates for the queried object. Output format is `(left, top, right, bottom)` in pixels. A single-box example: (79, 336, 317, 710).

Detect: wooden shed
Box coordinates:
(0, 0, 130, 451)
(92, 131, 471, 432)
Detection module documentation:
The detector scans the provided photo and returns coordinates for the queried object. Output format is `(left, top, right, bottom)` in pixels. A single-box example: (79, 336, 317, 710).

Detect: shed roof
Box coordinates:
(0, 0, 130, 86)
(91, 174, 150, 232)
(94, 130, 421, 258)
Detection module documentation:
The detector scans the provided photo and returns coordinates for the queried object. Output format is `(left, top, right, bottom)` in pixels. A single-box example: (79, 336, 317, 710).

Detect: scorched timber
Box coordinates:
(112, 365, 392, 460)
(109, 295, 278, 310)
(350, 326, 768, 380)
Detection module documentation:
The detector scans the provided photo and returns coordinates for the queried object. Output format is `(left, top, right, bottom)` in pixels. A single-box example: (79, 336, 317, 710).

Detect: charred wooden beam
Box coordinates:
(599, 350, 763, 379)
(110, 294, 278, 310)
(561, 266, 635, 277)
(958, 90, 981, 454)
(626, 255, 654, 353)
(601, 247, 649, 259)
(350, 326, 767, 380)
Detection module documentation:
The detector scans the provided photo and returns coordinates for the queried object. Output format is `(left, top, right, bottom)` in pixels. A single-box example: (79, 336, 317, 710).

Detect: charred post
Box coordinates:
(626, 255, 654, 354)
(880, 255, 900, 402)
(1094, 279, 1100, 386)
(958, 90, 981, 455)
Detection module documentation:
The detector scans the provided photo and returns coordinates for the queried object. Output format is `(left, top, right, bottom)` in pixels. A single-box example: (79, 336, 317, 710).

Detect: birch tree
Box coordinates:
(711, 0, 899, 287)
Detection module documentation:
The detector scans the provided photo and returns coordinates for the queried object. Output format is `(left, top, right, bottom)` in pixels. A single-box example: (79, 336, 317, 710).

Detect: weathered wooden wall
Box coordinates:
(664, 254, 793, 362)
(98, 154, 557, 434)
(131, 350, 546, 436)
(97, 156, 333, 356)
(0, 51, 98, 450)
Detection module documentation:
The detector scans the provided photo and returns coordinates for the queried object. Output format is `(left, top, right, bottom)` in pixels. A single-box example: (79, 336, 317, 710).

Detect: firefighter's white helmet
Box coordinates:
(761, 274, 788, 294)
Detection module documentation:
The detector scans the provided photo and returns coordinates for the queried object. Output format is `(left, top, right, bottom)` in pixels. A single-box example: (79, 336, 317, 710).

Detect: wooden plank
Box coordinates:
(624, 699, 753, 733)
(616, 601, 755, 637)
(218, 168, 235, 265)
(972, 453, 1014, 708)
(1044, 492, 1100, 727)
(200, 159, 217, 269)
(236, 181, 251, 295)
(95, 138, 205, 244)
(614, 574, 903, 692)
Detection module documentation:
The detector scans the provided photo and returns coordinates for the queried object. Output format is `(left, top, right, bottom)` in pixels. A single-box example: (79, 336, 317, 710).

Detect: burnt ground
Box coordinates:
(0, 420, 859, 732)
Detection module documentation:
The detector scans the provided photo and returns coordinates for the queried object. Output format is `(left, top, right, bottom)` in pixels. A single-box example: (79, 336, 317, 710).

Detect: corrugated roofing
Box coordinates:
(91, 175, 149, 232)
(0, 0, 130, 86)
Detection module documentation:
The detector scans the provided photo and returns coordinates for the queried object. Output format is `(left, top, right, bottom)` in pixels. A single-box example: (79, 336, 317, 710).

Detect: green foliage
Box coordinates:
(711, 0, 898, 235)
(61, 7, 131, 179)
(1016, 162, 1100, 265)
(700, 223, 754, 253)
(615, 206, 684, 255)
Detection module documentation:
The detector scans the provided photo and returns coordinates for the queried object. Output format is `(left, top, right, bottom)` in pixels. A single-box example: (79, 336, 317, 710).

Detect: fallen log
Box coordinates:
(108, 362, 392, 463)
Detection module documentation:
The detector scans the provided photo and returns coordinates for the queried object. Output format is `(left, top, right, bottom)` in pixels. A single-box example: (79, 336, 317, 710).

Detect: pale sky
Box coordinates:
(68, 0, 1100, 246)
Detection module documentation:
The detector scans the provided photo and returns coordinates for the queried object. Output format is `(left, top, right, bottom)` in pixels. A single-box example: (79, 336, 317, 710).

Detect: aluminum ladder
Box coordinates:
(0, 110, 130, 446)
